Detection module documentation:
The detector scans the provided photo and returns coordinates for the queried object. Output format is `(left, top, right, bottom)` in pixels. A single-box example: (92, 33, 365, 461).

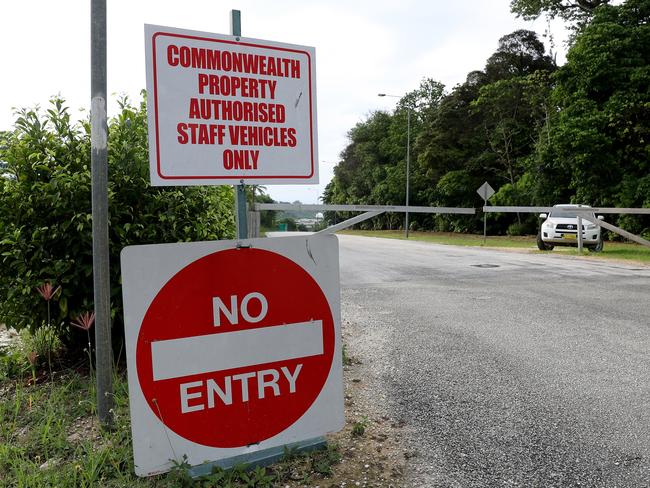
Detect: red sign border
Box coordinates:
(151, 31, 316, 181)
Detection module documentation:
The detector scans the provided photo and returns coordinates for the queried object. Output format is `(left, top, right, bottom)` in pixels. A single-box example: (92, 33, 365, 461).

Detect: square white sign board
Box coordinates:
(145, 24, 318, 186)
(121, 235, 343, 476)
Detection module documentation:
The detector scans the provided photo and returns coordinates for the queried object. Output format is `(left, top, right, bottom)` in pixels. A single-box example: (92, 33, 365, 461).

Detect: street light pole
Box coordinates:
(405, 105, 410, 239)
(379, 93, 411, 238)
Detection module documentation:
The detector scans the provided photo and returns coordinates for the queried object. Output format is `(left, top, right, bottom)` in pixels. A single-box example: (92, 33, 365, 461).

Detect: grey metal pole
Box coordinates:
(405, 107, 410, 239)
(577, 215, 583, 252)
(91, 0, 113, 428)
(231, 10, 248, 240)
(236, 182, 248, 239)
(483, 198, 487, 245)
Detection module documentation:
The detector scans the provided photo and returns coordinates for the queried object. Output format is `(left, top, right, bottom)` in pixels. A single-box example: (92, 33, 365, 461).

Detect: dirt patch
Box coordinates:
(0, 323, 19, 351)
(66, 415, 102, 445)
(283, 340, 407, 488)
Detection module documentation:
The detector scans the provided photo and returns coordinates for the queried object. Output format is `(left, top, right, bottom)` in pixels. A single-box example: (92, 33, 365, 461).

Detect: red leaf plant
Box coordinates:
(71, 311, 95, 331)
(71, 311, 95, 375)
(36, 282, 61, 302)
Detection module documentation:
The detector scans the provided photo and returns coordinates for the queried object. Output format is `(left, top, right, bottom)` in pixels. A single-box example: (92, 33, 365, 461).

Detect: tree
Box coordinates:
(0, 97, 235, 344)
(324, 78, 446, 230)
(532, 0, 650, 233)
(415, 31, 554, 232)
(472, 71, 554, 198)
(510, 0, 611, 23)
(0, 131, 9, 177)
(484, 30, 556, 81)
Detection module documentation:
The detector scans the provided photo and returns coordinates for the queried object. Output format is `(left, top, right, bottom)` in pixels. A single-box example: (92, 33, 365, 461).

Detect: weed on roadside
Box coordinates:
(351, 417, 368, 438)
(342, 344, 352, 366)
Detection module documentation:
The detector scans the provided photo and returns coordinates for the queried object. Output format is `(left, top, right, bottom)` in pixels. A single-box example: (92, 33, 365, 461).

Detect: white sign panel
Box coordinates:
(144, 24, 318, 185)
(121, 235, 343, 476)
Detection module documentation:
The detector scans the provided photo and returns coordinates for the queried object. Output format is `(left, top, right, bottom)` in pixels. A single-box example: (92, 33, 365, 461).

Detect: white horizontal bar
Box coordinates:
(315, 211, 383, 235)
(484, 206, 650, 214)
(582, 216, 650, 249)
(255, 203, 475, 214)
(151, 320, 323, 381)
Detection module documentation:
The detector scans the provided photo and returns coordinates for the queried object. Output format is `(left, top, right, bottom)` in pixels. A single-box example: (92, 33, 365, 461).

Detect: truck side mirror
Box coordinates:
(597, 215, 604, 220)
(539, 213, 547, 219)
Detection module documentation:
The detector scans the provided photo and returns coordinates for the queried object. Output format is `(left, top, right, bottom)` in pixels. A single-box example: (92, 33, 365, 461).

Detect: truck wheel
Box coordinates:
(589, 237, 604, 252)
(537, 232, 553, 251)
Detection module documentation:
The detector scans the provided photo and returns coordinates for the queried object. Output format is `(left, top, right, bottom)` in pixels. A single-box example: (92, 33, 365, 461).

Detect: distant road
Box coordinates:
(338, 234, 650, 487)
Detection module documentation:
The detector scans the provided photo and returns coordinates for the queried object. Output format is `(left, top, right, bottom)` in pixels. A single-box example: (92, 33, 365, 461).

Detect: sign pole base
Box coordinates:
(187, 436, 327, 478)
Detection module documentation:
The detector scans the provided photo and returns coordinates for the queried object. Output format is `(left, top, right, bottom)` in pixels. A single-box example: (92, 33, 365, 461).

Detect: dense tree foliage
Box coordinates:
(325, 30, 557, 234)
(324, 1, 649, 237)
(510, 0, 611, 24)
(532, 0, 650, 233)
(0, 97, 235, 343)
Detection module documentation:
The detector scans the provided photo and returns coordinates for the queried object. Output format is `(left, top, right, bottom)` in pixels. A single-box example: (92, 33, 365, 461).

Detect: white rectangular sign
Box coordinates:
(144, 24, 319, 185)
(121, 235, 342, 476)
(151, 320, 323, 381)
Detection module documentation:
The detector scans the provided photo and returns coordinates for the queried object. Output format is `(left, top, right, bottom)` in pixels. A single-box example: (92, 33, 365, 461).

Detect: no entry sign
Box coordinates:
(144, 24, 318, 186)
(121, 236, 343, 476)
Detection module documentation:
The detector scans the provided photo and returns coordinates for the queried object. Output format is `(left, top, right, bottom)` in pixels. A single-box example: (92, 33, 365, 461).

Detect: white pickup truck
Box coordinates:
(537, 204, 604, 252)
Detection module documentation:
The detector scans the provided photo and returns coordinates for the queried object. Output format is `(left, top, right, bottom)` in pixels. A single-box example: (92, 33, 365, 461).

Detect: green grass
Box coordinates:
(340, 230, 539, 248)
(0, 368, 341, 487)
(339, 230, 650, 264)
(0, 371, 151, 488)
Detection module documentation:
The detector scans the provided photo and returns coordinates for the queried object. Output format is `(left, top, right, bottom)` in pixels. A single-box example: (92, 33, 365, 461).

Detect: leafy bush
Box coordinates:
(506, 219, 537, 236)
(0, 96, 235, 348)
(0, 347, 28, 380)
(19, 326, 63, 364)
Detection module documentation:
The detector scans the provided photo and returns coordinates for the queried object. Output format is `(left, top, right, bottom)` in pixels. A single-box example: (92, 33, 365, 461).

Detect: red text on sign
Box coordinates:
(189, 98, 286, 123)
(229, 126, 297, 147)
(198, 73, 277, 99)
(177, 123, 226, 145)
(223, 150, 259, 170)
(167, 45, 301, 79)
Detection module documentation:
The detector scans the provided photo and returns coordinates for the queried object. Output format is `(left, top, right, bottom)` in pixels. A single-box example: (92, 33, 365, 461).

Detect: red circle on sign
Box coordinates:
(136, 248, 334, 448)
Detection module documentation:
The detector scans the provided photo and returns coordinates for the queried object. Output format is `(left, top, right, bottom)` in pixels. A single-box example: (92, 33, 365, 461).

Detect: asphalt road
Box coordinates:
(338, 235, 650, 487)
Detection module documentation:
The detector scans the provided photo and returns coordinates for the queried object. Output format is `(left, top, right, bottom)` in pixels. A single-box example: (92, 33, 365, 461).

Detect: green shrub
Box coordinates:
(0, 347, 28, 380)
(507, 222, 528, 236)
(0, 96, 235, 349)
(19, 325, 63, 364)
(351, 417, 368, 437)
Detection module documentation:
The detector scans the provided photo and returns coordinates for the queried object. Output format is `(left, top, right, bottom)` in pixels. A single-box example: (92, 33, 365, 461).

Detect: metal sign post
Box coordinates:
(90, 0, 113, 429)
(577, 215, 584, 252)
(231, 10, 248, 239)
(476, 182, 495, 245)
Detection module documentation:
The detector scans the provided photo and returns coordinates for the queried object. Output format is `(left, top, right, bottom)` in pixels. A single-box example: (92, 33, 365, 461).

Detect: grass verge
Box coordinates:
(339, 230, 650, 264)
(0, 369, 342, 487)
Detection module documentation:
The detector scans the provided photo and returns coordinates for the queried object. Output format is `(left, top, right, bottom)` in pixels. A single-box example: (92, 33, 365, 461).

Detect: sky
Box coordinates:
(0, 0, 569, 204)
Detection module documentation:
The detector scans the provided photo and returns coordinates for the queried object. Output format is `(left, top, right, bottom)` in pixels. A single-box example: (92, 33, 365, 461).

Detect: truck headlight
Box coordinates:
(586, 224, 597, 230)
(544, 222, 555, 229)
